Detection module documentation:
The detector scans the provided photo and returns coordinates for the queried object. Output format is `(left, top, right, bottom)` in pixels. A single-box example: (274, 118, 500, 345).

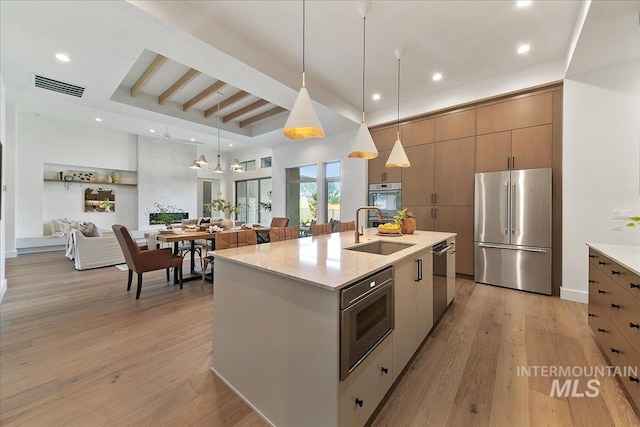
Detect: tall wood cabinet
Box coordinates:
(368, 84, 562, 284)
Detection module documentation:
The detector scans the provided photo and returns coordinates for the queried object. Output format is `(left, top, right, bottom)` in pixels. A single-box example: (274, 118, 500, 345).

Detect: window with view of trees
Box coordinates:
(325, 162, 341, 226)
(286, 165, 317, 228)
(235, 177, 271, 225)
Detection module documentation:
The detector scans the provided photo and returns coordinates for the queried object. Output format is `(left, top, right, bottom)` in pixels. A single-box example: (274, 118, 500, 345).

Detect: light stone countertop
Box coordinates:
(212, 228, 456, 291)
(586, 243, 640, 276)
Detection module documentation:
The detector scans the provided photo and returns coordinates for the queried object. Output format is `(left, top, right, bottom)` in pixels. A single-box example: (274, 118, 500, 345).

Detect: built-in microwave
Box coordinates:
(368, 183, 401, 226)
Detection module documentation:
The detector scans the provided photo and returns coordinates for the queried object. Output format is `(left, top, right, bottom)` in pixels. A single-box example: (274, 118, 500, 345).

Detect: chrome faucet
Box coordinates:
(355, 206, 383, 243)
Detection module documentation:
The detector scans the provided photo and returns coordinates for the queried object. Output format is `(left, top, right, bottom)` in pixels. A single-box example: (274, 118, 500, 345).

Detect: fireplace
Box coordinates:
(149, 212, 188, 225)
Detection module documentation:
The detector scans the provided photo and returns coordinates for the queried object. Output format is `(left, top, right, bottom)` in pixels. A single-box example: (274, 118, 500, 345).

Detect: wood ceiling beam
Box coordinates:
(204, 90, 250, 118)
(130, 54, 166, 97)
(223, 99, 269, 123)
(159, 68, 200, 105)
(239, 106, 286, 128)
(183, 80, 227, 112)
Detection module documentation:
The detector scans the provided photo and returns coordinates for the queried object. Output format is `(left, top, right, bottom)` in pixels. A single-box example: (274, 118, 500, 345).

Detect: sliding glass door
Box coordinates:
(235, 178, 271, 225)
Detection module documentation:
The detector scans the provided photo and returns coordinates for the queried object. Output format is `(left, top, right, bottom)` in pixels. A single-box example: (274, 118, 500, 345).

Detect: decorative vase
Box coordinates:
(401, 217, 416, 234)
(111, 171, 120, 183)
(221, 209, 235, 230)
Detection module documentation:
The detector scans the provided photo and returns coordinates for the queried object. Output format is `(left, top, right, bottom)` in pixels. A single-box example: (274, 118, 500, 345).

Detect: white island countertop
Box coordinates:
(212, 228, 456, 291)
(586, 243, 640, 276)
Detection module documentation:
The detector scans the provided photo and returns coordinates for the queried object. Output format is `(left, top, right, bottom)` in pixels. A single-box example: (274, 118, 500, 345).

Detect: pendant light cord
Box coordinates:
(302, 0, 306, 84)
(217, 94, 221, 159)
(362, 15, 366, 123)
(397, 56, 401, 135)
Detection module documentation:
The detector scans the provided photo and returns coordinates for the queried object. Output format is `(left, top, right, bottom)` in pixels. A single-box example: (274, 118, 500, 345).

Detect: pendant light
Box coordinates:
(212, 93, 224, 174)
(196, 154, 208, 166)
(283, 0, 325, 140)
(386, 47, 410, 168)
(348, 1, 378, 160)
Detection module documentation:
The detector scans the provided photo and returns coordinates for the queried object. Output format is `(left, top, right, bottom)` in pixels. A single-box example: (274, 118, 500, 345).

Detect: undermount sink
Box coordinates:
(346, 241, 414, 256)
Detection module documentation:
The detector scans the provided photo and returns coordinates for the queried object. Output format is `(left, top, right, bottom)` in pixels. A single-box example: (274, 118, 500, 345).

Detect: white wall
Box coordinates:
(1, 74, 6, 302)
(271, 129, 367, 225)
(16, 114, 138, 236)
(562, 60, 640, 302)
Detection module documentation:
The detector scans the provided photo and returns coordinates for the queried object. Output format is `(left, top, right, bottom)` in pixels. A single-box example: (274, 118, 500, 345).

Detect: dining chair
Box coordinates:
(269, 217, 290, 228)
(311, 223, 332, 236)
(202, 230, 244, 287)
(112, 224, 183, 299)
(284, 226, 299, 240)
(269, 227, 286, 242)
(237, 229, 258, 247)
(339, 221, 356, 232)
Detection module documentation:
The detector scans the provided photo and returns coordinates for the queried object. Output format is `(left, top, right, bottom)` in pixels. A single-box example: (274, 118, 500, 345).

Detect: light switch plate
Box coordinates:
(612, 209, 632, 219)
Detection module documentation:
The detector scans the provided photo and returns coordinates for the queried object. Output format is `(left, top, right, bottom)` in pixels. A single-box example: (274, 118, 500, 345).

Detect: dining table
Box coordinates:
(156, 231, 217, 283)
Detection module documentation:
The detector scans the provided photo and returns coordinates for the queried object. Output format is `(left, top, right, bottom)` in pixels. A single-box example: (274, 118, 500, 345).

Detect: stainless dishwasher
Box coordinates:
(433, 241, 455, 322)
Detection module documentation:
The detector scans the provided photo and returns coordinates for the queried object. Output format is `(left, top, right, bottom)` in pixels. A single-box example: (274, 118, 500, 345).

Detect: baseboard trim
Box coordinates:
(5, 250, 17, 258)
(560, 287, 588, 304)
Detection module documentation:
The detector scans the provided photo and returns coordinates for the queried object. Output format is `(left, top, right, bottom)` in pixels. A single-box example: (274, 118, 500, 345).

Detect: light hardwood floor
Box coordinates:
(1, 252, 638, 426)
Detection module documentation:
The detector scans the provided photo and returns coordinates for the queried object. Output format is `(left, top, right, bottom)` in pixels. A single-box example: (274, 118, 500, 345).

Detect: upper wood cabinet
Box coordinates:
(434, 137, 475, 206)
(402, 144, 435, 206)
(475, 125, 552, 172)
(370, 127, 398, 152)
(476, 92, 552, 135)
(368, 150, 402, 184)
(435, 110, 475, 142)
(402, 119, 435, 147)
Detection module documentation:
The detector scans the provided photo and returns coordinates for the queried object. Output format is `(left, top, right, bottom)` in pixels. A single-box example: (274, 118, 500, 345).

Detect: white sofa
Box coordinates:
(65, 229, 125, 270)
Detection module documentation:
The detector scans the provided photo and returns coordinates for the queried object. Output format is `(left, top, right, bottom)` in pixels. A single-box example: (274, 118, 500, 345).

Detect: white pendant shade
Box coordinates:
(213, 164, 224, 174)
(196, 155, 208, 166)
(283, 86, 325, 139)
(189, 160, 201, 169)
(386, 138, 410, 168)
(348, 122, 378, 159)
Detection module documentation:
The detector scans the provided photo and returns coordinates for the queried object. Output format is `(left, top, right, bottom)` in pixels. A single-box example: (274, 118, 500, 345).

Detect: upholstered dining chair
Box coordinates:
(269, 217, 290, 228)
(339, 221, 356, 232)
(311, 223, 332, 236)
(112, 224, 183, 299)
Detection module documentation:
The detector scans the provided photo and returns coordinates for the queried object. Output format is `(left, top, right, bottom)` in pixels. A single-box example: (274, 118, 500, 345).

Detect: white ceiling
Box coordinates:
(1, 1, 638, 152)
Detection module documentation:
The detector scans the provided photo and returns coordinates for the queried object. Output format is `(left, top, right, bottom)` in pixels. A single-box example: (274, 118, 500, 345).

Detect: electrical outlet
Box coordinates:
(613, 220, 622, 230)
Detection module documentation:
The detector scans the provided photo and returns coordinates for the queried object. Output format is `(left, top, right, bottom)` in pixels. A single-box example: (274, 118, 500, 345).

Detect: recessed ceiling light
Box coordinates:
(372, 93, 381, 101)
(229, 144, 233, 147)
(149, 129, 155, 133)
(190, 138, 195, 141)
(95, 118, 102, 122)
(55, 53, 70, 62)
(516, 0, 532, 7)
(432, 73, 442, 81)
(517, 44, 530, 54)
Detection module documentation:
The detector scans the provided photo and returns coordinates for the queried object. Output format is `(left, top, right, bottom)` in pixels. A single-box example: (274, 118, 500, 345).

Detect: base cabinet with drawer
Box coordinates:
(587, 245, 640, 413)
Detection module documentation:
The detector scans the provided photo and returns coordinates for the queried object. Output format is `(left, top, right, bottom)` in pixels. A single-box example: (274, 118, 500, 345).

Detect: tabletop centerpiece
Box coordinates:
(204, 192, 246, 229)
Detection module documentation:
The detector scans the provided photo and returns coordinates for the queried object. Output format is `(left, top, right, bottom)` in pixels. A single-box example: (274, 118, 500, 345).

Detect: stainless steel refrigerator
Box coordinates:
(474, 168, 552, 295)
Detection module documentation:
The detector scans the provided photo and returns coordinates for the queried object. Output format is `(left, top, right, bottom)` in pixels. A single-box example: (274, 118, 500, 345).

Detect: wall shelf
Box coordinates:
(43, 178, 137, 187)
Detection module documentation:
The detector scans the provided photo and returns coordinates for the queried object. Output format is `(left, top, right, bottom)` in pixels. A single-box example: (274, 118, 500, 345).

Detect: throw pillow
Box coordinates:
(197, 217, 211, 225)
(78, 222, 100, 237)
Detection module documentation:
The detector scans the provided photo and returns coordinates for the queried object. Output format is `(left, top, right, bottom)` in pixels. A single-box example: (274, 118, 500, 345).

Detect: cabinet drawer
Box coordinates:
(589, 263, 611, 315)
(609, 325, 640, 411)
(609, 260, 640, 301)
(588, 303, 610, 353)
(610, 282, 640, 354)
(588, 249, 611, 274)
(341, 335, 393, 427)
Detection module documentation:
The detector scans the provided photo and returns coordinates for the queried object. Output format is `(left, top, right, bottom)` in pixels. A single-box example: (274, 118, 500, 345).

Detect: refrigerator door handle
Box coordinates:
(511, 181, 517, 235)
(504, 181, 510, 234)
(477, 243, 548, 253)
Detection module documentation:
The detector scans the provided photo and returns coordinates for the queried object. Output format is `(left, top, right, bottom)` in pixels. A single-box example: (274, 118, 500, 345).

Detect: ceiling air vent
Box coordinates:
(34, 75, 85, 98)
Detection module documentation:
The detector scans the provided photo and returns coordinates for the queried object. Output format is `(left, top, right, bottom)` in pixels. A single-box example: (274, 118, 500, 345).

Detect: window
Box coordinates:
(286, 165, 317, 228)
(261, 157, 272, 168)
(235, 177, 271, 225)
(325, 162, 341, 227)
(239, 160, 255, 171)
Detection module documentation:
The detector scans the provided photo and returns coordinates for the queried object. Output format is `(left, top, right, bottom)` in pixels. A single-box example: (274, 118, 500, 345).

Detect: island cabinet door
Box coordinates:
(415, 249, 434, 345)
(392, 256, 418, 382)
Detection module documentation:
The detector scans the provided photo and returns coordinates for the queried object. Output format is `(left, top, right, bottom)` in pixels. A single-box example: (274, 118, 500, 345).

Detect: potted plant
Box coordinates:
(204, 192, 246, 229)
(151, 202, 185, 230)
(394, 208, 416, 234)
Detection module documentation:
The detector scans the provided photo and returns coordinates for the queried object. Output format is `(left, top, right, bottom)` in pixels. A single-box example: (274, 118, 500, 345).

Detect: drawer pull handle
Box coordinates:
(631, 283, 640, 289)
(588, 313, 595, 317)
(610, 348, 620, 354)
(631, 377, 640, 383)
(630, 322, 640, 329)
(381, 366, 388, 374)
(588, 280, 595, 284)
(611, 303, 620, 309)
(612, 270, 620, 275)
(589, 254, 596, 258)
(355, 398, 363, 407)
(598, 290, 605, 294)
(597, 328, 606, 333)
(598, 261, 606, 265)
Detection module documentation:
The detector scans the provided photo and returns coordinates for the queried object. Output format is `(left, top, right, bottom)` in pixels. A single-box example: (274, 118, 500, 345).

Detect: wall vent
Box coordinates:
(34, 75, 85, 98)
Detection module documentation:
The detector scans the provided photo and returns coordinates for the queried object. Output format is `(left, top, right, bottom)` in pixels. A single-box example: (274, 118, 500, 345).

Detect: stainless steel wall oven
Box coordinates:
(340, 267, 394, 380)
(368, 183, 401, 227)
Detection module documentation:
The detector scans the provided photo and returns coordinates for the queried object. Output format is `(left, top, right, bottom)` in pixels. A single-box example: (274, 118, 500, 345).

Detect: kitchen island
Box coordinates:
(211, 228, 456, 427)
